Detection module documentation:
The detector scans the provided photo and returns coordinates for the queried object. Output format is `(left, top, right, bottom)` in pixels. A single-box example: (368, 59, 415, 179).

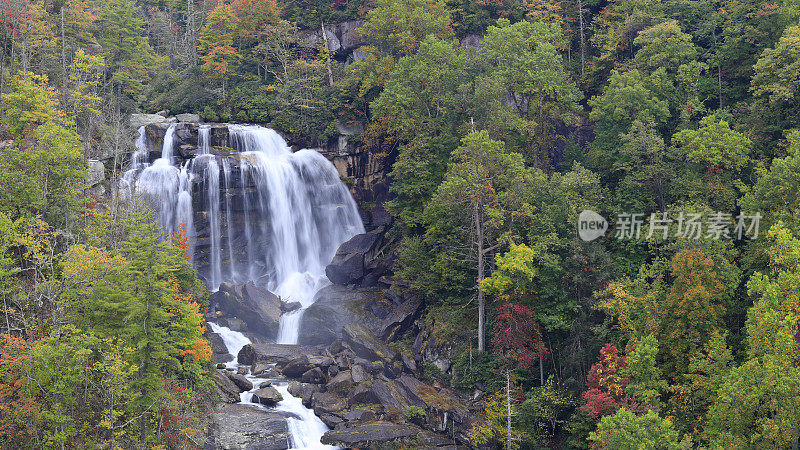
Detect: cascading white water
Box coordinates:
(207, 322, 338, 450)
(126, 123, 195, 240)
(226, 125, 364, 344)
(126, 123, 363, 447)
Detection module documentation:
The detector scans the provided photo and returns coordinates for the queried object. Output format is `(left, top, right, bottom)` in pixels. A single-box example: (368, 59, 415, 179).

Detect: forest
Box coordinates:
(2, 0, 800, 448)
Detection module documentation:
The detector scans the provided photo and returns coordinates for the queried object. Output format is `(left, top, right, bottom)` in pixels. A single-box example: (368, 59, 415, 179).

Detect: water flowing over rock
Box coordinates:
(121, 124, 364, 344)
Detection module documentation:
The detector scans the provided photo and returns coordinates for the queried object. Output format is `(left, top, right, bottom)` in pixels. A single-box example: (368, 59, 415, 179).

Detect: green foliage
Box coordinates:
(404, 406, 427, 426)
(589, 408, 682, 450)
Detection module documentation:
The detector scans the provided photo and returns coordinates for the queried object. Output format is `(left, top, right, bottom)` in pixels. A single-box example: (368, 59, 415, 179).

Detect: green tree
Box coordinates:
(476, 18, 582, 166)
(422, 131, 527, 351)
(589, 408, 682, 450)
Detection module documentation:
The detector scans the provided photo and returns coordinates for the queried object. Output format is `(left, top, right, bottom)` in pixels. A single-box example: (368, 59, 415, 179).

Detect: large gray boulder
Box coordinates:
(298, 285, 382, 346)
(325, 228, 383, 286)
(237, 342, 321, 366)
(212, 370, 241, 404)
(251, 386, 283, 406)
(207, 404, 289, 449)
(210, 282, 282, 339)
(86, 160, 105, 187)
(343, 323, 397, 363)
(320, 422, 419, 447)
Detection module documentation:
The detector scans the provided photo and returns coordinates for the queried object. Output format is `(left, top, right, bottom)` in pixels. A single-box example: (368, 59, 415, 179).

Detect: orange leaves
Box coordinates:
(170, 223, 192, 261)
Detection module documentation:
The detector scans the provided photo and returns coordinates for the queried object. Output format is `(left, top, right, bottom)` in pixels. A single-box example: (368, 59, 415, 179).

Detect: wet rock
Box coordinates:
(236, 367, 248, 376)
(282, 356, 314, 378)
(237, 342, 321, 366)
(287, 381, 303, 397)
(210, 282, 282, 340)
(206, 330, 233, 364)
(343, 323, 397, 363)
(301, 367, 326, 384)
(251, 386, 283, 406)
(212, 370, 241, 403)
(223, 371, 253, 392)
(250, 362, 270, 376)
(281, 300, 302, 313)
(208, 404, 289, 450)
(320, 422, 419, 447)
(258, 380, 272, 388)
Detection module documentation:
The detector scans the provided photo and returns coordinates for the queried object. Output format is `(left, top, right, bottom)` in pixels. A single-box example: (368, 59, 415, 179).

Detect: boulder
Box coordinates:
(301, 367, 326, 384)
(237, 342, 321, 366)
(319, 413, 344, 429)
(250, 362, 271, 376)
(206, 330, 233, 364)
(281, 301, 302, 313)
(251, 386, 283, 406)
(377, 295, 422, 341)
(349, 380, 402, 411)
(343, 409, 376, 422)
(130, 113, 170, 128)
(320, 422, 420, 447)
(343, 323, 397, 363)
(298, 285, 383, 346)
(212, 370, 241, 403)
(351, 364, 368, 383)
(312, 391, 347, 415)
(325, 229, 383, 286)
(86, 160, 104, 186)
(282, 356, 314, 378)
(209, 283, 282, 339)
(325, 370, 354, 396)
(325, 252, 363, 286)
(287, 381, 303, 397)
(223, 371, 253, 392)
(208, 404, 289, 450)
(176, 113, 200, 123)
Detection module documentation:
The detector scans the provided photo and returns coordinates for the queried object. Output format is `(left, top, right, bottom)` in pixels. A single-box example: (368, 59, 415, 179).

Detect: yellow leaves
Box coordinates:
(62, 244, 128, 283)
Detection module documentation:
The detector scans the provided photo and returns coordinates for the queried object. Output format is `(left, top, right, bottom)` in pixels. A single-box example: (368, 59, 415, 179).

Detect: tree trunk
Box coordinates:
(578, 0, 585, 77)
(187, 0, 198, 66)
(320, 20, 334, 86)
(475, 204, 485, 352)
(540, 355, 544, 385)
(506, 369, 512, 450)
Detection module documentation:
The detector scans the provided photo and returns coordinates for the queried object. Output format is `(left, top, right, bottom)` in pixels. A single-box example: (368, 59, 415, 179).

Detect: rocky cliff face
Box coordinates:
(125, 119, 391, 288)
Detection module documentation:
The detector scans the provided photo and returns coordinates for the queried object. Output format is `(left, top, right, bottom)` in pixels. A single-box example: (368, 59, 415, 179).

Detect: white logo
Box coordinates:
(578, 210, 608, 242)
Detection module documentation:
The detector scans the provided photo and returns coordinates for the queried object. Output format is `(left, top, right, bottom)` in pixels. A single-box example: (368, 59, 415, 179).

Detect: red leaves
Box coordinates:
(490, 299, 546, 370)
(580, 344, 637, 419)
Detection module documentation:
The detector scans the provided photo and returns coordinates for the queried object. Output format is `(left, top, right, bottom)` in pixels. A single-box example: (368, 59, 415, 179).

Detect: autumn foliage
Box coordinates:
(581, 344, 636, 419)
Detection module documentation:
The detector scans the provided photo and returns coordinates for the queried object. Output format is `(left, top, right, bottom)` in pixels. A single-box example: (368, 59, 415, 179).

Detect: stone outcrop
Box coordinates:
(209, 282, 282, 340)
(297, 284, 382, 346)
(207, 404, 289, 450)
(251, 386, 283, 406)
(212, 370, 241, 404)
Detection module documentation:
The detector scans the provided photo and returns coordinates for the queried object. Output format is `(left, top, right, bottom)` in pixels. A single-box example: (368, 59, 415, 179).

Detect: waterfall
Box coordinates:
(126, 123, 362, 447)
